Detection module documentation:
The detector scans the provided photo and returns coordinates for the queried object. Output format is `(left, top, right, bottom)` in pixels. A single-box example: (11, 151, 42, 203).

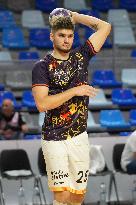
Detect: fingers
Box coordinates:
(86, 86, 99, 97)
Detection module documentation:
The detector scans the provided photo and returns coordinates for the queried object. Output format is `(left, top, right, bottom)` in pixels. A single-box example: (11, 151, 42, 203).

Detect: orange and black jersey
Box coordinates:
(32, 40, 97, 141)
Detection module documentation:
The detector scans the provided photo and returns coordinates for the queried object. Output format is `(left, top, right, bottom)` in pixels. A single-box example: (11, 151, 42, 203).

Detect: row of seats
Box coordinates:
(0, 90, 36, 110)
(1, 49, 136, 61)
(19, 109, 136, 134)
(0, 148, 46, 205)
(0, 8, 136, 49)
(1, 69, 136, 92)
(0, 87, 136, 111)
(1, 0, 136, 13)
(108, 9, 136, 46)
(89, 0, 136, 11)
(0, 144, 133, 205)
(91, 69, 136, 88)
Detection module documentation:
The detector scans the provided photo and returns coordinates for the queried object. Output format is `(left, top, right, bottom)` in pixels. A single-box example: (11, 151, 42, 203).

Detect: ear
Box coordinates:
(50, 32, 54, 42)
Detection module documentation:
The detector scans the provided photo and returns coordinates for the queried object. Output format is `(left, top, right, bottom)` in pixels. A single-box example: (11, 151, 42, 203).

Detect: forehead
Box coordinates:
(2, 99, 12, 106)
(55, 29, 74, 35)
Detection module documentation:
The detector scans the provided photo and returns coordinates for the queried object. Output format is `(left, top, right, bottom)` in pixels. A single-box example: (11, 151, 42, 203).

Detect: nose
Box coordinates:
(64, 37, 69, 43)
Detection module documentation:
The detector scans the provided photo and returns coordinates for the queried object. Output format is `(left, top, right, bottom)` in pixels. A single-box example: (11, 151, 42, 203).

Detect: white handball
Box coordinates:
(49, 8, 71, 26)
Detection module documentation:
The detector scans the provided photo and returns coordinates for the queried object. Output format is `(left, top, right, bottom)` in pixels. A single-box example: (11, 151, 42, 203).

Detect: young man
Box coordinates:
(121, 130, 136, 174)
(32, 10, 111, 205)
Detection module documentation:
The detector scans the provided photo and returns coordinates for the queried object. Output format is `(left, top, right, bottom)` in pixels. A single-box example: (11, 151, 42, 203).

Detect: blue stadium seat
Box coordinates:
(119, 0, 136, 11)
(79, 9, 100, 18)
(0, 91, 3, 105)
(92, 70, 122, 88)
(73, 31, 81, 48)
(18, 51, 39, 60)
(85, 28, 112, 48)
(131, 49, 136, 57)
(24, 134, 41, 140)
(2, 27, 29, 49)
(22, 90, 37, 110)
(35, 0, 57, 12)
(0, 84, 4, 91)
(129, 109, 136, 126)
(1, 91, 21, 110)
(29, 28, 53, 49)
(0, 10, 16, 29)
(119, 131, 132, 136)
(92, 0, 113, 11)
(112, 88, 136, 106)
(100, 110, 130, 129)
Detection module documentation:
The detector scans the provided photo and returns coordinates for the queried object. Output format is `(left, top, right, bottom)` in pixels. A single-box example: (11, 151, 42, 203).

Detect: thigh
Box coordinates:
(67, 132, 90, 193)
(41, 139, 69, 191)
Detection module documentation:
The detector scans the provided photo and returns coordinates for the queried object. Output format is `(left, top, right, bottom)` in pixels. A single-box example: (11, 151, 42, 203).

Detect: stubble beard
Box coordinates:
(55, 44, 72, 53)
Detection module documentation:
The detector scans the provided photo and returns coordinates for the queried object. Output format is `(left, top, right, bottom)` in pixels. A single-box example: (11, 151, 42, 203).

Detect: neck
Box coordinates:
(52, 49, 70, 60)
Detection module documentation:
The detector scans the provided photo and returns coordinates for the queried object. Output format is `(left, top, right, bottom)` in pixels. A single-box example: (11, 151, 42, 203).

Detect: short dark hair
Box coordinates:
(51, 16, 75, 32)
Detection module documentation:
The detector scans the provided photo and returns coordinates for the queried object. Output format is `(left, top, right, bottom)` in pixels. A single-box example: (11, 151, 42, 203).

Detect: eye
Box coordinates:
(69, 34, 74, 38)
(59, 34, 65, 37)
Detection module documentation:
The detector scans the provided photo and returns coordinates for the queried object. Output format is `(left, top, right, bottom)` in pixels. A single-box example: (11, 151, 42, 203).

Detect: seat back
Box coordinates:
(92, 0, 113, 11)
(100, 110, 127, 127)
(0, 149, 32, 174)
(0, 51, 12, 61)
(22, 10, 45, 28)
(89, 89, 107, 103)
(2, 27, 28, 48)
(121, 69, 136, 86)
(38, 148, 47, 176)
(35, 0, 57, 12)
(19, 51, 39, 60)
(29, 28, 53, 49)
(7, 0, 32, 12)
(64, 0, 87, 10)
(129, 109, 136, 125)
(22, 90, 36, 109)
(0, 10, 16, 28)
(93, 70, 115, 82)
(114, 26, 136, 46)
(108, 9, 130, 26)
(119, 0, 136, 11)
(113, 144, 125, 171)
(112, 88, 134, 100)
(38, 112, 45, 127)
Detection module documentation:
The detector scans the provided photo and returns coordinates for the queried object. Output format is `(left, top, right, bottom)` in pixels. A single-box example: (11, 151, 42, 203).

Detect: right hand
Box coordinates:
(74, 84, 99, 97)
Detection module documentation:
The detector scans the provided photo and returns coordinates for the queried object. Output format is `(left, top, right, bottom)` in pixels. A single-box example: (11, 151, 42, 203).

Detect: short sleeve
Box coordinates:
(78, 40, 97, 62)
(32, 60, 49, 88)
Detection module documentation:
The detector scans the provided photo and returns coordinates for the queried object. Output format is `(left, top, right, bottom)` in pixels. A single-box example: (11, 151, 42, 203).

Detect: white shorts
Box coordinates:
(41, 131, 90, 195)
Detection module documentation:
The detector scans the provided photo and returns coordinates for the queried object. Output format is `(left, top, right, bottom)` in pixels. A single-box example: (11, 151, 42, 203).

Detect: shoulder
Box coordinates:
(33, 54, 52, 70)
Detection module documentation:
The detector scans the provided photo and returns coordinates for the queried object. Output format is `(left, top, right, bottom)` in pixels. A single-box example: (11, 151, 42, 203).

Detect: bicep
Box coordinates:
(32, 86, 49, 104)
(32, 86, 49, 112)
(88, 25, 111, 52)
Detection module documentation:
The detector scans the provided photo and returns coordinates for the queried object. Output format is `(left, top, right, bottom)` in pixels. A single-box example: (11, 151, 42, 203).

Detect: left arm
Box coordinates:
(72, 12, 111, 52)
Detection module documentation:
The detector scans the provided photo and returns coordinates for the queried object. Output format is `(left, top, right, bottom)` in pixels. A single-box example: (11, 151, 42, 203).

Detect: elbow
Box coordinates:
(106, 23, 112, 35)
(37, 104, 49, 112)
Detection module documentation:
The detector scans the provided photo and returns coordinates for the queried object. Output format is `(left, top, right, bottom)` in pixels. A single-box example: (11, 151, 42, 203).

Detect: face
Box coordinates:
(2, 99, 14, 116)
(50, 29, 74, 53)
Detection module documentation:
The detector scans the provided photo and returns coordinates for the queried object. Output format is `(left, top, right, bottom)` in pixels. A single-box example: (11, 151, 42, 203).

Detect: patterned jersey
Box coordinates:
(32, 40, 96, 141)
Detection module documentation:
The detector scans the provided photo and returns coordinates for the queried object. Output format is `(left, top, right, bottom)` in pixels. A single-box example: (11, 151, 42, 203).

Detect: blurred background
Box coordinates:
(0, 0, 136, 204)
